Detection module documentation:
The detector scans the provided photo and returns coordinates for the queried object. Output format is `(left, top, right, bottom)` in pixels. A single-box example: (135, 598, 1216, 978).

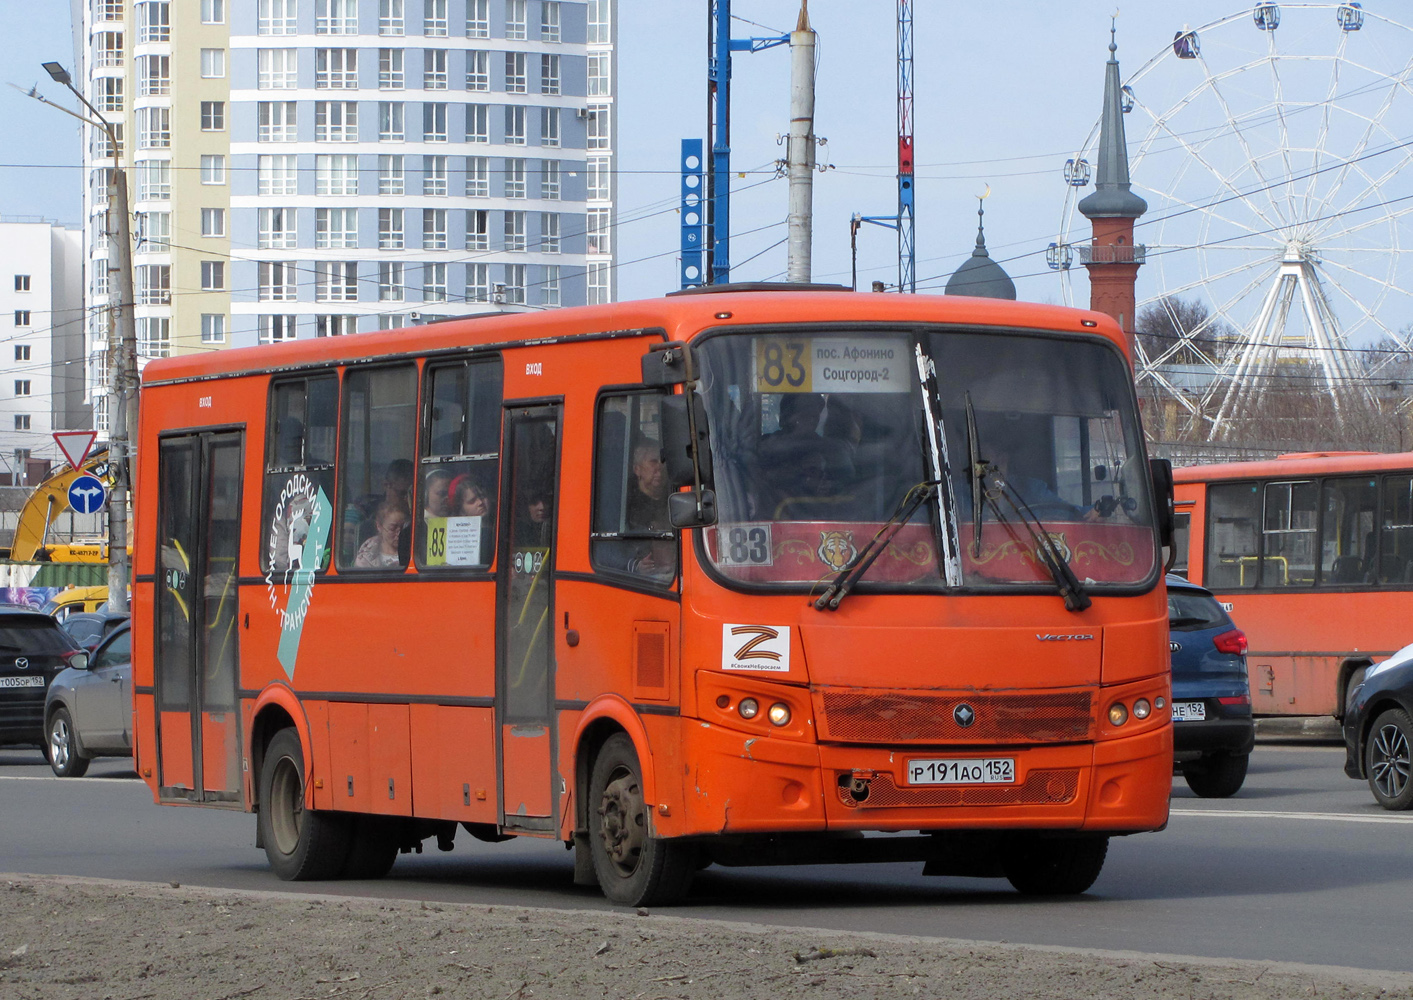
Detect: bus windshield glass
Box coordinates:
(694, 327, 1157, 593)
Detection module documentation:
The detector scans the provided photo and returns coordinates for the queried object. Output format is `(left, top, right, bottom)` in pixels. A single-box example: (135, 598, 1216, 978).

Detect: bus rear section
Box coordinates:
(130, 291, 1172, 906)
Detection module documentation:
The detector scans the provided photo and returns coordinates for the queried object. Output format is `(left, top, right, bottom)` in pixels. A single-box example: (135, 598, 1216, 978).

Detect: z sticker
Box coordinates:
(722, 623, 791, 673)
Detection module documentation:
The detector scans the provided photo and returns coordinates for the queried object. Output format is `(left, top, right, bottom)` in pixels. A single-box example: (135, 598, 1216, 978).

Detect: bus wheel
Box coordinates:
(589, 733, 695, 907)
(1001, 835, 1108, 895)
(1366, 708, 1413, 810)
(341, 815, 400, 879)
(258, 728, 351, 880)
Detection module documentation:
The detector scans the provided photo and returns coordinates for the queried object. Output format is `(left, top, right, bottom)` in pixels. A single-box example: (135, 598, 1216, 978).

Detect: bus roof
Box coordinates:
(1174, 450, 1413, 482)
(142, 291, 1129, 386)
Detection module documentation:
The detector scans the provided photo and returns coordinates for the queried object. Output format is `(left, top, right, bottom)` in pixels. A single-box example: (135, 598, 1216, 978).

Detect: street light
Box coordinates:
(30, 61, 136, 616)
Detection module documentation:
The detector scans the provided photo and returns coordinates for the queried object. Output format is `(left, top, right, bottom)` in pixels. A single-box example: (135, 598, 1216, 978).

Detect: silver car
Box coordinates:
(44, 623, 132, 777)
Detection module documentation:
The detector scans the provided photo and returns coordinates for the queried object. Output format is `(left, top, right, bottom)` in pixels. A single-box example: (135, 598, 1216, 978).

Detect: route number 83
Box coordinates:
(719, 524, 772, 566)
(756, 339, 810, 392)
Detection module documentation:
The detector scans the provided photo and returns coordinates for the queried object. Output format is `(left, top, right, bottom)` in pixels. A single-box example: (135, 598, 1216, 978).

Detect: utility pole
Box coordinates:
(38, 62, 134, 615)
(785, 3, 817, 283)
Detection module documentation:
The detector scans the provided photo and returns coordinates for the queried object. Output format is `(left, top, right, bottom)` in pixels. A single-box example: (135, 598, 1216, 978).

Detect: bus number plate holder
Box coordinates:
(906, 758, 1015, 785)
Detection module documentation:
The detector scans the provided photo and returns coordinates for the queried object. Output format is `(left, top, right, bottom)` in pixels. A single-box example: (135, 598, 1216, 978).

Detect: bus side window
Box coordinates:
(417, 357, 503, 570)
(261, 374, 338, 575)
(338, 364, 418, 572)
(1380, 475, 1413, 585)
(1170, 511, 1191, 578)
(1205, 482, 1260, 590)
(1321, 477, 1377, 586)
(1262, 480, 1318, 588)
(590, 392, 675, 584)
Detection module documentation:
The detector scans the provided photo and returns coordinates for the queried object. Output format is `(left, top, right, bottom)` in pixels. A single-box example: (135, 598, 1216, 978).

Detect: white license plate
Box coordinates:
(0, 675, 44, 689)
(907, 757, 1015, 785)
(1172, 701, 1206, 722)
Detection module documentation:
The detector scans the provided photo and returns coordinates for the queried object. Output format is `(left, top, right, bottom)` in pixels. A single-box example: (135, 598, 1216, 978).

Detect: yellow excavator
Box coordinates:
(5, 448, 120, 562)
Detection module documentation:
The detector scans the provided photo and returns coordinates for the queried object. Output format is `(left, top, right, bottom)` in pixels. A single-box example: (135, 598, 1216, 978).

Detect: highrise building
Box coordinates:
(79, 0, 616, 435)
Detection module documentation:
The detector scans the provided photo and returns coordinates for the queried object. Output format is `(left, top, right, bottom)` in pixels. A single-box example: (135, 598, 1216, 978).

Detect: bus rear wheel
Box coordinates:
(1001, 835, 1108, 895)
(589, 733, 695, 907)
(258, 728, 351, 880)
(341, 815, 401, 879)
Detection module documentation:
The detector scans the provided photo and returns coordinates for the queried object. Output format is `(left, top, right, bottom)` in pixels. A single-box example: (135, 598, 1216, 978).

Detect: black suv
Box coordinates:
(0, 605, 88, 753)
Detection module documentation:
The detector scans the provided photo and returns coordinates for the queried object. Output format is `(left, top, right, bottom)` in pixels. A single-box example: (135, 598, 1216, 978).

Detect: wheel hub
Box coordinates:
(269, 755, 305, 856)
(1371, 724, 1410, 799)
(597, 769, 645, 877)
(50, 718, 69, 769)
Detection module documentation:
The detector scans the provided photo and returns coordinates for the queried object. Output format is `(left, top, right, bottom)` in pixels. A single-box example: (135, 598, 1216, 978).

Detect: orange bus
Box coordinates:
(1173, 451, 1413, 718)
(131, 287, 1174, 904)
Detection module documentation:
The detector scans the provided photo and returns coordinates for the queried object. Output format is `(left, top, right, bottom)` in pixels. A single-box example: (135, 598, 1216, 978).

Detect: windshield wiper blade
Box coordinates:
(964, 392, 986, 559)
(814, 480, 940, 611)
(978, 469, 1092, 613)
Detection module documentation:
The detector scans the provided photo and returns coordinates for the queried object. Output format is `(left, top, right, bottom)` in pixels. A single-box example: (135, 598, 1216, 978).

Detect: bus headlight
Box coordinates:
(738, 698, 760, 720)
(1108, 702, 1129, 726)
(767, 703, 791, 727)
(1132, 698, 1151, 720)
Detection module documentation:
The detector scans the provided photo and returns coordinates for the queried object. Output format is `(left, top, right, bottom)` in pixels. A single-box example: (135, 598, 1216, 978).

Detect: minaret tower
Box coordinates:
(1078, 24, 1147, 344)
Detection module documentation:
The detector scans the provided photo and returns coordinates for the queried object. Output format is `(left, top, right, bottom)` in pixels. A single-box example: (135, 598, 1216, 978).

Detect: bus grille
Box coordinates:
(837, 768, 1080, 809)
(817, 690, 1093, 744)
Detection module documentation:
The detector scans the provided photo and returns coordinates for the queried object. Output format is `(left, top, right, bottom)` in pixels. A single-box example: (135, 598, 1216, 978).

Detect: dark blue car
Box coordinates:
(1168, 575, 1255, 797)
(1342, 641, 1413, 809)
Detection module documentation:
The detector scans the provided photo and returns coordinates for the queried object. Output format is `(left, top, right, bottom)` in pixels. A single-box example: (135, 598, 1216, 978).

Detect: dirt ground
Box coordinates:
(2, 874, 1410, 1000)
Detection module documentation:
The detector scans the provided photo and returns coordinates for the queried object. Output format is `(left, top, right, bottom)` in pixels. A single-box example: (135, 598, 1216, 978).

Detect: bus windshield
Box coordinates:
(694, 327, 1156, 593)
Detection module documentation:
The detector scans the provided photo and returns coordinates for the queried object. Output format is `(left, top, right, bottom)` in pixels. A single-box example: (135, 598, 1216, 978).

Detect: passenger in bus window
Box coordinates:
(423, 468, 454, 521)
(355, 500, 410, 568)
(452, 474, 491, 517)
(519, 491, 554, 547)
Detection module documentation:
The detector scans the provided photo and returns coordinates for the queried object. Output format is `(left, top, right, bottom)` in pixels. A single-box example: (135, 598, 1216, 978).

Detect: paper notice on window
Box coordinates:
(755, 336, 909, 394)
(444, 516, 483, 566)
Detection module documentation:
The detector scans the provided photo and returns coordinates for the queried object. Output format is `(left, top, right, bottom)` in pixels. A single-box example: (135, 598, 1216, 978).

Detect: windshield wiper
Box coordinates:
(813, 480, 940, 611)
(964, 392, 986, 559)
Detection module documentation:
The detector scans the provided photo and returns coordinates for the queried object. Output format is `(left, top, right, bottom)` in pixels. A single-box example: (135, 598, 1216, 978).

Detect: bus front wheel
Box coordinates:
(1001, 835, 1109, 895)
(258, 728, 351, 880)
(588, 733, 695, 906)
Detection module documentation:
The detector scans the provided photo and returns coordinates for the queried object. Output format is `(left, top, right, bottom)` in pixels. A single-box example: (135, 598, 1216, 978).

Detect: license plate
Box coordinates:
(1172, 701, 1206, 722)
(907, 757, 1015, 785)
(0, 675, 44, 689)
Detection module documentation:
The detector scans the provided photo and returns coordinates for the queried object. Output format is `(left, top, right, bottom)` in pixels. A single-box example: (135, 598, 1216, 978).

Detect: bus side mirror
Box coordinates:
(661, 393, 713, 489)
(641, 341, 696, 386)
(668, 489, 717, 529)
(1149, 457, 1175, 549)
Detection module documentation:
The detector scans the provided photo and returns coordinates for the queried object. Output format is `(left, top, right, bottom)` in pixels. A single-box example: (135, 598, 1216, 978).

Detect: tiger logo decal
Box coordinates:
(817, 529, 858, 573)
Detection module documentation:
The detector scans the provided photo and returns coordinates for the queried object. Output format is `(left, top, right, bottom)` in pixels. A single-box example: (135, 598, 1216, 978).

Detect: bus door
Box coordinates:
(496, 404, 561, 831)
(154, 430, 244, 805)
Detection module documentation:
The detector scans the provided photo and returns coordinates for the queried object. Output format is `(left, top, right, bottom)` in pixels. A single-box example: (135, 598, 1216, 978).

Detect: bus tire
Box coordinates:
(589, 733, 695, 907)
(1001, 835, 1108, 895)
(341, 815, 400, 880)
(258, 728, 351, 880)
(1366, 708, 1413, 810)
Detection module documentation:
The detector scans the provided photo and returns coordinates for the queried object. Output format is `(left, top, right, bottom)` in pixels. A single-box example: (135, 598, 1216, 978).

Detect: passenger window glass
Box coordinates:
(1170, 510, 1191, 579)
(1166, 590, 1225, 631)
(1380, 475, 1413, 585)
(1322, 477, 1377, 585)
(591, 392, 676, 584)
(93, 630, 131, 669)
(1262, 480, 1317, 587)
(1205, 482, 1260, 590)
(261, 375, 338, 574)
(338, 365, 418, 571)
(417, 358, 503, 569)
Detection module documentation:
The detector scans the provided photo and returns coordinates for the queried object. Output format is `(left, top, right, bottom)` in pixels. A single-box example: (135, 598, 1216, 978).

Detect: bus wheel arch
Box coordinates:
(571, 699, 657, 837)
(1337, 658, 1375, 721)
(249, 686, 311, 811)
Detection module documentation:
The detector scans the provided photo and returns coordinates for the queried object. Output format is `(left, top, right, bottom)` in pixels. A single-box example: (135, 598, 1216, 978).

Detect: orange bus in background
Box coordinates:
(1173, 451, 1413, 718)
(131, 287, 1174, 905)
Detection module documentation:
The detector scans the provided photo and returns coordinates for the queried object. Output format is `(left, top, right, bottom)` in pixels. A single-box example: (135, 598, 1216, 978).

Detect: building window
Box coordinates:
(137, 161, 171, 201)
(138, 316, 171, 358)
(423, 262, 447, 301)
(137, 107, 170, 149)
(258, 101, 298, 141)
(316, 0, 357, 34)
(503, 263, 526, 304)
(316, 48, 359, 88)
(201, 261, 226, 290)
(201, 101, 226, 132)
(466, 155, 489, 197)
(466, 104, 489, 143)
(258, 154, 298, 195)
(201, 207, 225, 237)
(466, 262, 490, 302)
(13, 311, 31, 327)
(504, 157, 525, 199)
(466, 0, 488, 38)
(540, 54, 560, 95)
(503, 211, 526, 252)
(138, 265, 171, 305)
(379, 102, 405, 141)
(423, 208, 447, 250)
(587, 0, 609, 43)
(587, 207, 611, 254)
(258, 49, 298, 89)
(423, 102, 448, 142)
(15, 344, 30, 360)
(505, 106, 526, 145)
(424, 0, 447, 36)
(316, 154, 359, 195)
(14, 415, 31, 431)
(588, 155, 610, 201)
(317, 315, 358, 336)
(258, 0, 297, 34)
(95, 32, 124, 69)
(542, 264, 560, 306)
(505, 0, 526, 39)
(379, 208, 404, 249)
(201, 154, 226, 184)
(587, 107, 611, 149)
(587, 260, 610, 305)
(14, 380, 31, 395)
(91, 122, 122, 162)
(466, 50, 489, 91)
(13, 275, 29, 292)
(378, 261, 404, 301)
(379, 0, 403, 34)
(316, 207, 359, 248)
(138, 211, 171, 250)
(423, 154, 447, 196)
(137, 54, 170, 97)
(541, 2, 561, 43)
(424, 49, 448, 89)
(258, 315, 298, 344)
(378, 155, 405, 194)
(201, 0, 225, 24)
(379, 48, 405, 89)
(201, 48, 226, 78)
(259, 262, 299, 302)
(97, 77, 123, 114)
(541, 213, 560, 253)
(505, 52, 527, 94)
(95, 0, 125, 22)
(259, 207, 297, 248)
(137, 1, 170, 42)
(316, 261, 358, 302)
(466, 209, 489, 250)
(201, 313, 226, 344)
(540, 107, 560, 148)
(588, 52, 611, 97)
(316, 101, 359, 142)
(541, 159, 560, 200)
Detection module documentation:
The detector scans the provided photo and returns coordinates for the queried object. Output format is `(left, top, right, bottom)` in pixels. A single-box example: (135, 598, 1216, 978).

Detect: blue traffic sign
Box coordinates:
(67, 475, 108, 514)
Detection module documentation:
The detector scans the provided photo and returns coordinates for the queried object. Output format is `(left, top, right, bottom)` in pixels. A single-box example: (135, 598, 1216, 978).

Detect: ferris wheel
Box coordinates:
(1053, 2, 1413, 432)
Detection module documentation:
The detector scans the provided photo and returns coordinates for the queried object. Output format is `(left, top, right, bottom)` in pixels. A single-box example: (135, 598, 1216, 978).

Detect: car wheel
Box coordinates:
(340, 814, 400, 880)
(257, 728, 351, 880)
(1001, 835, 1109, 895)
(589, 733, 696, 906)
(1182, 752, 1249, 798)
(1365, 708, 1413, 810)
(47, 708, 90, 778)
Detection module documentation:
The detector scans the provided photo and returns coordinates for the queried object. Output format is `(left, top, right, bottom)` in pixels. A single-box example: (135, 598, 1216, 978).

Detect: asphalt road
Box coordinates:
(1, 742, 1408, 973)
